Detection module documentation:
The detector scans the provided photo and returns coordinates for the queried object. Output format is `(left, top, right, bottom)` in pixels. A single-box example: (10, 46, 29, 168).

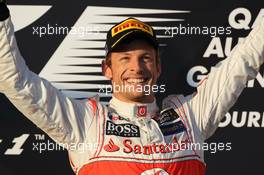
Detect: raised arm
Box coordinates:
(187, 18, 264, 140)
(0, 2, 95, 145)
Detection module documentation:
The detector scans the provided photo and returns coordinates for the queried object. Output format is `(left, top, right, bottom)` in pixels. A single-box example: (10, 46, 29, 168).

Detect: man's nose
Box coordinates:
(129, 58, 144, 73)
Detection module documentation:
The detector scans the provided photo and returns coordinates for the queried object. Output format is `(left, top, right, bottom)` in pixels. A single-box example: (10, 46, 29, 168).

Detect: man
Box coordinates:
(1, 1, 264, 175)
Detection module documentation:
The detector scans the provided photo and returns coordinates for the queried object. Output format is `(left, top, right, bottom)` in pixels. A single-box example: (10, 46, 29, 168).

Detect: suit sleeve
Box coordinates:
(188, 18, 264, 140)
(0, 12, 95, 145)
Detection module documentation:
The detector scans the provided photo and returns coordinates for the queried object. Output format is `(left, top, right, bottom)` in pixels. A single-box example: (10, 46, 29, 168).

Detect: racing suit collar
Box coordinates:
(109, 96, 159, 120)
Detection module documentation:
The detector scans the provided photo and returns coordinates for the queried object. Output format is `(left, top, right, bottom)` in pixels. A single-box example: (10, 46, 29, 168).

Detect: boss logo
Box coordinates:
(106, 121, 140, 137)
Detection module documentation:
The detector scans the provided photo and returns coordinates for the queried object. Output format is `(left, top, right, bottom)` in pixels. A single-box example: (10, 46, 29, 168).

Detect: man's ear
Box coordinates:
(102, 60, 113, 80)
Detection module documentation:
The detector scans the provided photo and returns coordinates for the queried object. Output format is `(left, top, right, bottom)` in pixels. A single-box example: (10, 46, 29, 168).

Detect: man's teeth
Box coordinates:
(127, 78, 145, 83)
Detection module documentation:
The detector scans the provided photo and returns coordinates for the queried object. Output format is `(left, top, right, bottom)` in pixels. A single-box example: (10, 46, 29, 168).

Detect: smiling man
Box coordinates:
(103, 19, 161, 103)
(1, 1, 264, 175)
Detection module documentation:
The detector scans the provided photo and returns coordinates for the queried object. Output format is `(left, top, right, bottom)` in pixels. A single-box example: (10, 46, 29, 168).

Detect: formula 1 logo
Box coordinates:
(0, 134, 29, 155)
(35, 6, 189, 100)
(8, 5, 52, 31)
(9, 5, 190, 101)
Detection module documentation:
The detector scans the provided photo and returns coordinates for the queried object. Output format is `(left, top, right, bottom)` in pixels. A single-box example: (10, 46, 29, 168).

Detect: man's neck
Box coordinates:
(109, 96, 158, 119)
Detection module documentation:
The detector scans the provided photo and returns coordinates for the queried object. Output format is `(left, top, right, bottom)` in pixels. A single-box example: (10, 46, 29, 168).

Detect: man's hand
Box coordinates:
(0, 0, 9, 21)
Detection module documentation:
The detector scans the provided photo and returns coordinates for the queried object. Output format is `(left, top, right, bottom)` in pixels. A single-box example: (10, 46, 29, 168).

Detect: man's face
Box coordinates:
(103, 39, 161, 103)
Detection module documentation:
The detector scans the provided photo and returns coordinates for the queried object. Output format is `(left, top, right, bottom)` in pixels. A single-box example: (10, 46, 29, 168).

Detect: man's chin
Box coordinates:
(126, 92, 153, 103)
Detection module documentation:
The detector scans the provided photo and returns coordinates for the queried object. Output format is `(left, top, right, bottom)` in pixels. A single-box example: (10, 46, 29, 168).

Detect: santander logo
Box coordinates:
(103, 139, 120, 152)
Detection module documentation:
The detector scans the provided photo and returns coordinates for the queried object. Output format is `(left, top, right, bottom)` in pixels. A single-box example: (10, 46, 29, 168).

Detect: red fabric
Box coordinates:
(78, 159, 205, 175)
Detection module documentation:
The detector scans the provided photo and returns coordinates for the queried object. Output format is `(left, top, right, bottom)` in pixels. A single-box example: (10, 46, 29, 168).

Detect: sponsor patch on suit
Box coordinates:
(106, 120, 140, 137)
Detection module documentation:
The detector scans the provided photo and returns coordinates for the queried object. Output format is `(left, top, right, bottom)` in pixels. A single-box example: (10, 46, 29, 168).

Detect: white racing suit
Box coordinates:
(0, 12, 264, 175)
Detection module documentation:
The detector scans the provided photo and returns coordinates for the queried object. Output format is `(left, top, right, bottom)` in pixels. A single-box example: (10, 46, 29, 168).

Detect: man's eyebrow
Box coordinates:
(143, 52, 152, 55)
(118, 52, 131, 56)
(141, 52, 154, 56)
